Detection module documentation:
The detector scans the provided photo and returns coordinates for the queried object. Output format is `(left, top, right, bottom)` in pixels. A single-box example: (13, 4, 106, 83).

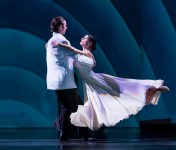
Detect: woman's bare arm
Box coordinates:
(52, 41, 92, 58)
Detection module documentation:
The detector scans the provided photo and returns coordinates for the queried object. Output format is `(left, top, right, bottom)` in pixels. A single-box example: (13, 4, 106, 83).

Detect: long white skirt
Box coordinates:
(70, 73, 163, 131)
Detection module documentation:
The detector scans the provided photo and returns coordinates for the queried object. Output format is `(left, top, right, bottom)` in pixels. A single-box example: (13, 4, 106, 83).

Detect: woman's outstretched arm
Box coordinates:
(52, 41, 88, 56)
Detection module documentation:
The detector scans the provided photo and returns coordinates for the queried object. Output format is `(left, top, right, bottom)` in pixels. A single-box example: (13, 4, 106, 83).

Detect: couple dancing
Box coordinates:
(46, 16, 169, 141)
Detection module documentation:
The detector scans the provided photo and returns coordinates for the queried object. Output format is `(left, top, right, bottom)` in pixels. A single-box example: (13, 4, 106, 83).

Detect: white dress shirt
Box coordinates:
(46, 32, 77, 90)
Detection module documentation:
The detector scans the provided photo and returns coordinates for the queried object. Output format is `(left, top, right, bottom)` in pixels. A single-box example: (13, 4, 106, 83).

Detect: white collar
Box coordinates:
(52, 32, 63, 36)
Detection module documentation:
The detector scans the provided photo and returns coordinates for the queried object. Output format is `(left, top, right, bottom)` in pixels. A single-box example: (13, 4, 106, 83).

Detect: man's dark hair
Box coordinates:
(50, 16, 65, 33)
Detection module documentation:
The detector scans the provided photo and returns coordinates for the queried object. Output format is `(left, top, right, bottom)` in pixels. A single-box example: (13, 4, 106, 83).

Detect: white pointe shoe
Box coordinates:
(150, 86, 169, 105)
(150, 91, 160, 105)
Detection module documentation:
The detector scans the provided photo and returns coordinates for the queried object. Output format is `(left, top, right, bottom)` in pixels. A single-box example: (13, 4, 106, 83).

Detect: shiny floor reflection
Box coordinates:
(0, 128, 176, 150)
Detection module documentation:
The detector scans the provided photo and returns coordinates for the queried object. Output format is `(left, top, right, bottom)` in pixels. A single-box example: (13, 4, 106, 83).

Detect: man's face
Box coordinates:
(60, 20, 67, 35)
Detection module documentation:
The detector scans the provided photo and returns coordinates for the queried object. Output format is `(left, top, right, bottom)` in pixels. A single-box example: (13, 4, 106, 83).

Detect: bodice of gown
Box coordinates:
(74, 54, 94, 79)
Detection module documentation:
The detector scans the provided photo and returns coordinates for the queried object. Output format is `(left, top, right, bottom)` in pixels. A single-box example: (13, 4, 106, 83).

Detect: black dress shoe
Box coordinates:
(84, 137, 96, 141)
(59, 132, 68, 141)
(83, 135, 96, 141)
(53, 119, 61, 131)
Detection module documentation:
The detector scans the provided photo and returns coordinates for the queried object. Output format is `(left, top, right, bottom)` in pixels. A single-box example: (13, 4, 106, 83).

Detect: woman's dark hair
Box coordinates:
(87, 35, 96, 51)
(50, 16, 65, 33)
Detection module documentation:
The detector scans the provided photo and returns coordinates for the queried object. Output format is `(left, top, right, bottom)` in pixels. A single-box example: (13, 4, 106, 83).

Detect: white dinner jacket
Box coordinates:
(46, 32, 77, 90)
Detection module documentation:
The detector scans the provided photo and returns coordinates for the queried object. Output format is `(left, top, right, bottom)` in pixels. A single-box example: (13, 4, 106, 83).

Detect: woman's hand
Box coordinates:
(51, 41, 59, 47)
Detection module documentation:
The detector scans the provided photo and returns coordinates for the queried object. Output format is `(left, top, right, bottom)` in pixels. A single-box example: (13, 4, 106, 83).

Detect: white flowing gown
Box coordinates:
(70, 54, 163, 131)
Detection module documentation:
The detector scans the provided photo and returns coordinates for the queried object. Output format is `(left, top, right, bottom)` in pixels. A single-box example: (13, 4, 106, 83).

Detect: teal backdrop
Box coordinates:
(0, 0, 175, 128)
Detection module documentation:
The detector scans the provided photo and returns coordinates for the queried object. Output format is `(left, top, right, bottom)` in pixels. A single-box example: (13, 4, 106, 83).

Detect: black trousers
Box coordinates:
(55, 88, 89, 137)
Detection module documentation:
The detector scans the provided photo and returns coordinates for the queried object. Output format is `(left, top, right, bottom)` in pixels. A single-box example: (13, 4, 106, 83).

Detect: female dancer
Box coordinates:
(52, 35, 169, 131)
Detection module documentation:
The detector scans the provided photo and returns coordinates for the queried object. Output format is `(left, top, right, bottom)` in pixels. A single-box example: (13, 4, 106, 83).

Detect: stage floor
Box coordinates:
(0, 128, 176, 150)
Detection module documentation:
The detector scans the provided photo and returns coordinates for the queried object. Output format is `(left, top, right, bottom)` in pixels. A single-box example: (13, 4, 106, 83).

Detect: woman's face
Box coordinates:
(80, 35, 90, 48)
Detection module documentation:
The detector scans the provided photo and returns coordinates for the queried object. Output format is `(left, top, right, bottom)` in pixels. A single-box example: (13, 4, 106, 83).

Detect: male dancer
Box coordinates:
(46, 16, 90, 141)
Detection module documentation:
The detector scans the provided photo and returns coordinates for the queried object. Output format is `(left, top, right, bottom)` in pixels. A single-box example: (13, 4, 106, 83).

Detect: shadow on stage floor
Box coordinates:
(0, 119, 176, 150)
